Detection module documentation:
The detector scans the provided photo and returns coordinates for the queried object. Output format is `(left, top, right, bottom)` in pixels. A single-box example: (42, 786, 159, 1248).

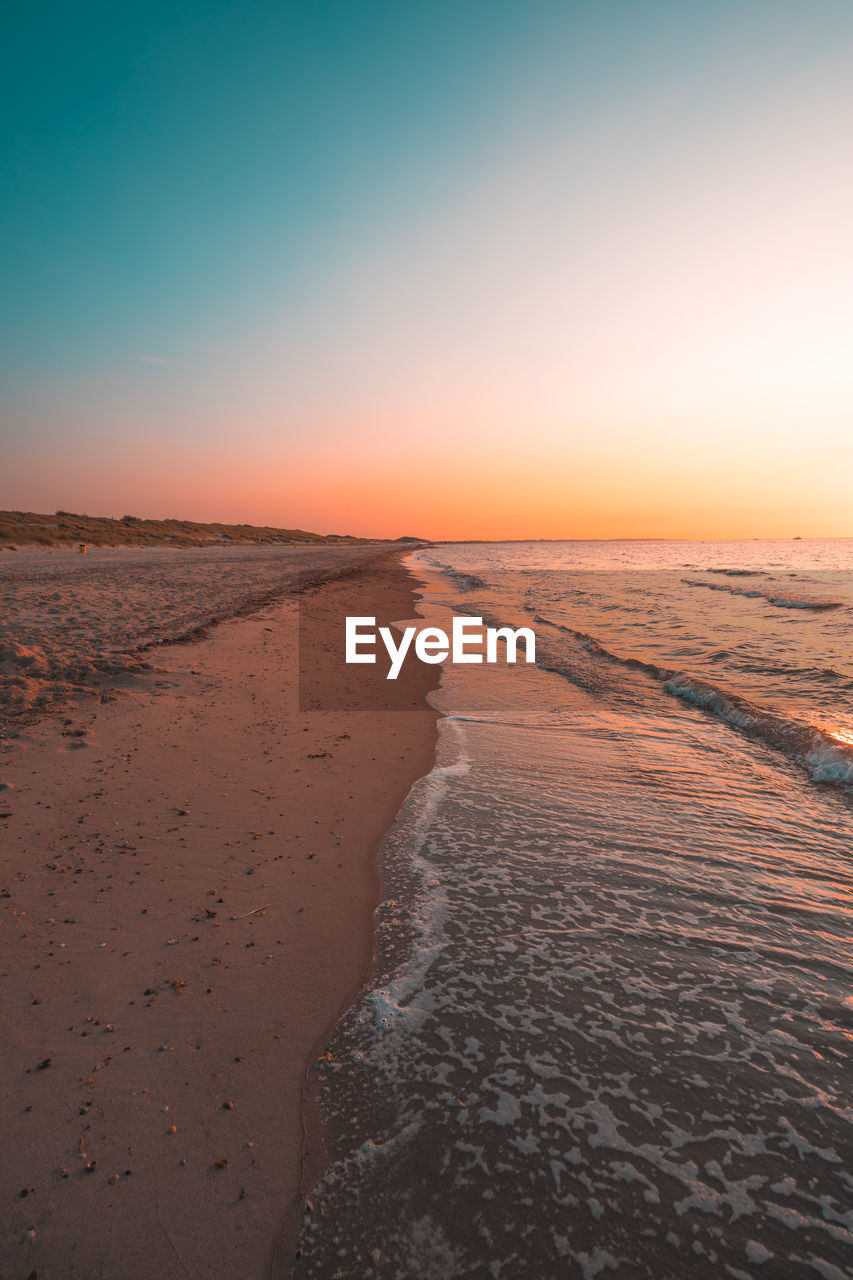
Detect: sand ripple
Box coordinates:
(0, 543, 384, 722)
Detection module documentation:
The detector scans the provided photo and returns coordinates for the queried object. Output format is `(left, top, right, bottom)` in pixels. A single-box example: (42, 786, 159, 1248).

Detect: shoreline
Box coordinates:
(0, 549, 439, 1279)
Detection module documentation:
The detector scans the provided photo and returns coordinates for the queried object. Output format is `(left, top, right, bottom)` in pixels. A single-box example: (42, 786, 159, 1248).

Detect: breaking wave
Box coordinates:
(534, 615, 853, 793)
(683, 578, 844, 611)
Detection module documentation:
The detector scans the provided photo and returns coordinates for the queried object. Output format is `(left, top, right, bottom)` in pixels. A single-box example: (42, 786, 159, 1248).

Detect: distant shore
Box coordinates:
(0, 545, 439, 1278)
(0, 507, 414, 549)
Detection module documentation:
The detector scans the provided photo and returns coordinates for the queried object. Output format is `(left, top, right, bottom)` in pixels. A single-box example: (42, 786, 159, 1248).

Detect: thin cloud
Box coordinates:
(135, 354, 175, 364)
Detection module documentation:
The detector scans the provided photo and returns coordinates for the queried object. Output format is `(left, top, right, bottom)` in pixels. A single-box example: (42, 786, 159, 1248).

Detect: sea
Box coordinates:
(294, 540, 853, 1280)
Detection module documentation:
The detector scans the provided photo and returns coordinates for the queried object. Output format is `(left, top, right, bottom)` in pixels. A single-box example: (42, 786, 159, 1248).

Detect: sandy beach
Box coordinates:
(0, 545, 438, 1279)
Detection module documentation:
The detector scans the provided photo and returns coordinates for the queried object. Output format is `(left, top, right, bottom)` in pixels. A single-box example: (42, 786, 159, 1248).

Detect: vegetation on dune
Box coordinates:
(0, 510, 378, 548)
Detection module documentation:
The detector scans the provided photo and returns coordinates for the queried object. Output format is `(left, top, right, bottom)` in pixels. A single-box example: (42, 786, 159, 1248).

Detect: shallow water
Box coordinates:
(295, 541, 853, 1279)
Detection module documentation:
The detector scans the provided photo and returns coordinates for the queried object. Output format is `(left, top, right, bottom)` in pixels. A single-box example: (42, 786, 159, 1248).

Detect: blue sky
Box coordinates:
(3, 0, 556, 377)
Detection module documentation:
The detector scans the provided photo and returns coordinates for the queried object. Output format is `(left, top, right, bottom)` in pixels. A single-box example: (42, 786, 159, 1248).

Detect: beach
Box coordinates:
(6, 0, 853, 1271)
(3, 538, 853, 1279)
(0, 544, 438, 1279)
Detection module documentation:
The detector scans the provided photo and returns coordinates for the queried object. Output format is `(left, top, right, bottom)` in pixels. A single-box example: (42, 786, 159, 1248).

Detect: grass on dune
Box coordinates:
(0, 510, 378, 549)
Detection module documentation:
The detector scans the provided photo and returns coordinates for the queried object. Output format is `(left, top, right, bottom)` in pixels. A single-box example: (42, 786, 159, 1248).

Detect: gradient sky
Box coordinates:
(2, 0, 852, 538)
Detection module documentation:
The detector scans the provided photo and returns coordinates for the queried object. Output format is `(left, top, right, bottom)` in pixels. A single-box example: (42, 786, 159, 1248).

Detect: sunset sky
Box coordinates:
(2, 0, 852, 539)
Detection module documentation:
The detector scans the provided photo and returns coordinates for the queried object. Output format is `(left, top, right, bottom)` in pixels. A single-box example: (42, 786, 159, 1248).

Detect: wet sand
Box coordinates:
(0, 548, 439, 1278)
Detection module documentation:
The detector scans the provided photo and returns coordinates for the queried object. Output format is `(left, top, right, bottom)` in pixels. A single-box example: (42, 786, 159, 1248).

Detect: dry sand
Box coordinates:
(0, 546, 438, 1279)
(0, 543, 392, 722)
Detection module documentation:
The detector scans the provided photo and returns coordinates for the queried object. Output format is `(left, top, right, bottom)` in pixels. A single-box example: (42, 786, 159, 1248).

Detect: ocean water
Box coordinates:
(294, 541, 853, 1280)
